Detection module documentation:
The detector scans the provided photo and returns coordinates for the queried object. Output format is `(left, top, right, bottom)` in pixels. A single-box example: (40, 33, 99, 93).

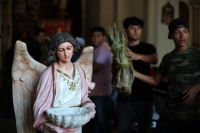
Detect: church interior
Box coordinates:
(0, 0, 200, 133)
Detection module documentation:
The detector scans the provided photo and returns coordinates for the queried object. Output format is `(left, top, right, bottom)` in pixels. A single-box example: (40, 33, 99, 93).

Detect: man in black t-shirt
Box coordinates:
(27, 28, 50, 66)
(117, 16, 158, 133)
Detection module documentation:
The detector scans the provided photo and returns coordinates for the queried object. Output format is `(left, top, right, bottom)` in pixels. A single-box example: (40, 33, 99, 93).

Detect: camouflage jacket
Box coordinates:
(157, 46, 200, 121)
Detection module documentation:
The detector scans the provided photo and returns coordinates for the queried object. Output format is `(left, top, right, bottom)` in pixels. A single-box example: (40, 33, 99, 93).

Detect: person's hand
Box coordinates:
(182, 84, 200, 104)
(112, 53, 118, 66)
(114, 57, 119, 68)
(112, 54, 119, 77)
(125, 48, 142, 61)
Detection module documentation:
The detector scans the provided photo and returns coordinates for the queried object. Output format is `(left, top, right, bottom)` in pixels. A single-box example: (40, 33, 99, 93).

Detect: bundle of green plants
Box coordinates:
(107, 23, 134, 94)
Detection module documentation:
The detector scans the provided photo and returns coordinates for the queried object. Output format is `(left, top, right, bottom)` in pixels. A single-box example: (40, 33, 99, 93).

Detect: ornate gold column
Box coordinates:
(190, 0, 200, 47)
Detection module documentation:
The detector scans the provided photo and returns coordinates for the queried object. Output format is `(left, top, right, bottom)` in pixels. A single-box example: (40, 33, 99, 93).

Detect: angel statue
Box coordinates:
(12, 32, 96, 133)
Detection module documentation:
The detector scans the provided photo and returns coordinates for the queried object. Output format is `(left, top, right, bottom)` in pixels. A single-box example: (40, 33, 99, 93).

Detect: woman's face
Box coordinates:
(56, 42, 73, 63)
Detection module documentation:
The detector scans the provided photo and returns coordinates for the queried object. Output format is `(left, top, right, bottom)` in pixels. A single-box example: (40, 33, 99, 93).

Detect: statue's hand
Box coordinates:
(89, 108, 96, 118)
(88, 89, 92, 93)
(44, 123, 56, 133)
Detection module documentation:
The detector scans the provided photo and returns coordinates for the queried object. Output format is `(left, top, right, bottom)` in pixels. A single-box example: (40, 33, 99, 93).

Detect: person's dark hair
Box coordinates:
(168, 18, 189, 39)
(123, 16, 144, 29)
(168, 18, 189, 33)
(34, 28, 46, 36)
(91, 26, 105, 35)
(48, 32, 80, 63)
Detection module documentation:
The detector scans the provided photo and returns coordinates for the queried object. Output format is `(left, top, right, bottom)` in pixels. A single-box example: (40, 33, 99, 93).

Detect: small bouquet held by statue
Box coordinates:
(12, 32, 96, 133)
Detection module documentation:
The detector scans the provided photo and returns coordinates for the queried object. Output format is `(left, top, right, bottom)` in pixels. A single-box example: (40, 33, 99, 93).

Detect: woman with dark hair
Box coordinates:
(33, 32, 96, 133)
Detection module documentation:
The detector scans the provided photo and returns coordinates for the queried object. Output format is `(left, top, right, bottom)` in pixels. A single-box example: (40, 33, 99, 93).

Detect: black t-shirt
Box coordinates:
(27, 41, 41, 62)
(117, 41, 157, 102)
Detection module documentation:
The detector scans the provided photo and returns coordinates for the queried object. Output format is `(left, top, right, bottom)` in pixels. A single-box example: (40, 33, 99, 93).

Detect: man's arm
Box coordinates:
(93, 61, 103, 73)
(134, 70, 163, 86)
(138, 53, 158, 64)
(125, 48, 158, 64)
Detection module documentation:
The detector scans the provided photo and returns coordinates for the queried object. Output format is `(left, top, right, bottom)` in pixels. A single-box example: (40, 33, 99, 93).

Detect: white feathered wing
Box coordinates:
(12, 40, 47, 133)
(12, 40, 94, 133)
(74, 46, 94, 82)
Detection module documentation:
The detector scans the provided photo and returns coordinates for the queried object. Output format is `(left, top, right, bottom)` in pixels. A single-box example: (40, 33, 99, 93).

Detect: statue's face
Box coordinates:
(56, 42, 74, 63)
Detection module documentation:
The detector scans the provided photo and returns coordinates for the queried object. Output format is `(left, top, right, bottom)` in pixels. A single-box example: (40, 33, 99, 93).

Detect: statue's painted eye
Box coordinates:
(58, 49, 64, 52)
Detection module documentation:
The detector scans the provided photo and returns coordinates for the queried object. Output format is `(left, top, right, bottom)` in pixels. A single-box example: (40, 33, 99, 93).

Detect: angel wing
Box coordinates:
(74, 46, 94, 82)
(12, 40, 47, 133)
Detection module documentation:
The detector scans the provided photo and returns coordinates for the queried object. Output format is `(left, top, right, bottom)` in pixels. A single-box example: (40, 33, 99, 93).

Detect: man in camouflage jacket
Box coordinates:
(133, 18, 200, 133)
